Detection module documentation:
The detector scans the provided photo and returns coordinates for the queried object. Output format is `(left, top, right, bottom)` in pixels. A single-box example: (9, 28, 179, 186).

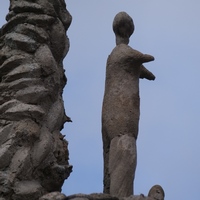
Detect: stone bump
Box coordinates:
(148, 185, 165, 200)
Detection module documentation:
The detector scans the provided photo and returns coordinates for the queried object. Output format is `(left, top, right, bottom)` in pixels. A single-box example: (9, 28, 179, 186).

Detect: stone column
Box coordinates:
(0, 0, 72, 199)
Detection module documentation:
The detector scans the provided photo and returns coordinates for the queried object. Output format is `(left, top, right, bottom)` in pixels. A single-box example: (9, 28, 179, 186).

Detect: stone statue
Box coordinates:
(0, 0, 72, 199)
(102, 12, 155, 197)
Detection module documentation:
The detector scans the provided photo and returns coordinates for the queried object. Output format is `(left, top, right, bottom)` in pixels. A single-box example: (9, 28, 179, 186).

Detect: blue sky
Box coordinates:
(1, 1, 200, 200)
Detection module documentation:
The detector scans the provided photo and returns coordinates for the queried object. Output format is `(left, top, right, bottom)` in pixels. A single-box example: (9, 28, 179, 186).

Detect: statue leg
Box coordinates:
(102, 131, 110, 194)
(109, 135, 137, 197)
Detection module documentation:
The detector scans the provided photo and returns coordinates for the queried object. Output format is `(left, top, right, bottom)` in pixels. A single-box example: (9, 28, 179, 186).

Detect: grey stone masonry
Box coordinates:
(0, 0, 72, 199)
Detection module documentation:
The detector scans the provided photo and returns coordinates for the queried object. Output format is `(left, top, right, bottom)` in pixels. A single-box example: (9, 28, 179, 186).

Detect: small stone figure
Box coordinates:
(148, 185, 165, 200)
(102, 12, 155, 197)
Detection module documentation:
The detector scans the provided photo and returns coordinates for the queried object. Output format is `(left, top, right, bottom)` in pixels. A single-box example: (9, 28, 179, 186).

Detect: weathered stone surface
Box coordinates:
(39, 192, 67, 200)
(67, 193, 118, 200)
(2, 63, 41, 82)
(0, 54, 29, 75)
(14, 23, 49, 43)
(5, 32, 39, 53)
(102, 12, 155, 197)
(10, 1, 44, 14)
(0, 0, 72, 199)
(12, 181, 44, 200)
(65, 192, 158, 200)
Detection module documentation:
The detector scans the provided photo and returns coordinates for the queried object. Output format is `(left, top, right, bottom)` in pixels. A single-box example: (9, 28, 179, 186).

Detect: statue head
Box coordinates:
(113, 11, 134, 45)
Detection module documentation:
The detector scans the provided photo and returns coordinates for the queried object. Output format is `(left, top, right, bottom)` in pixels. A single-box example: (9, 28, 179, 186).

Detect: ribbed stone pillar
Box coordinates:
(0, 1, 72, 199)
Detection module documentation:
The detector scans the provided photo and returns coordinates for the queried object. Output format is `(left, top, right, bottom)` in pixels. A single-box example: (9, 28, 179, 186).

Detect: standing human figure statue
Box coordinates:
(102, 12, 155, 197)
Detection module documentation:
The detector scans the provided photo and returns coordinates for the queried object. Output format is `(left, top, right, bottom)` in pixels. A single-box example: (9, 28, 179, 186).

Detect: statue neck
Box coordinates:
(116, 36, 129, 45)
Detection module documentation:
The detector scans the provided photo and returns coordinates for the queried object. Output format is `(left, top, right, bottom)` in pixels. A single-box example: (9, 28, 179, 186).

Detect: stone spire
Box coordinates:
(0, 1, 72, 199)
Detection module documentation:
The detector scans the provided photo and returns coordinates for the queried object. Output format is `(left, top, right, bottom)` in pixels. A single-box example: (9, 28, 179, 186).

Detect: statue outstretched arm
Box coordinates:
(140, 64, 155, 80)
